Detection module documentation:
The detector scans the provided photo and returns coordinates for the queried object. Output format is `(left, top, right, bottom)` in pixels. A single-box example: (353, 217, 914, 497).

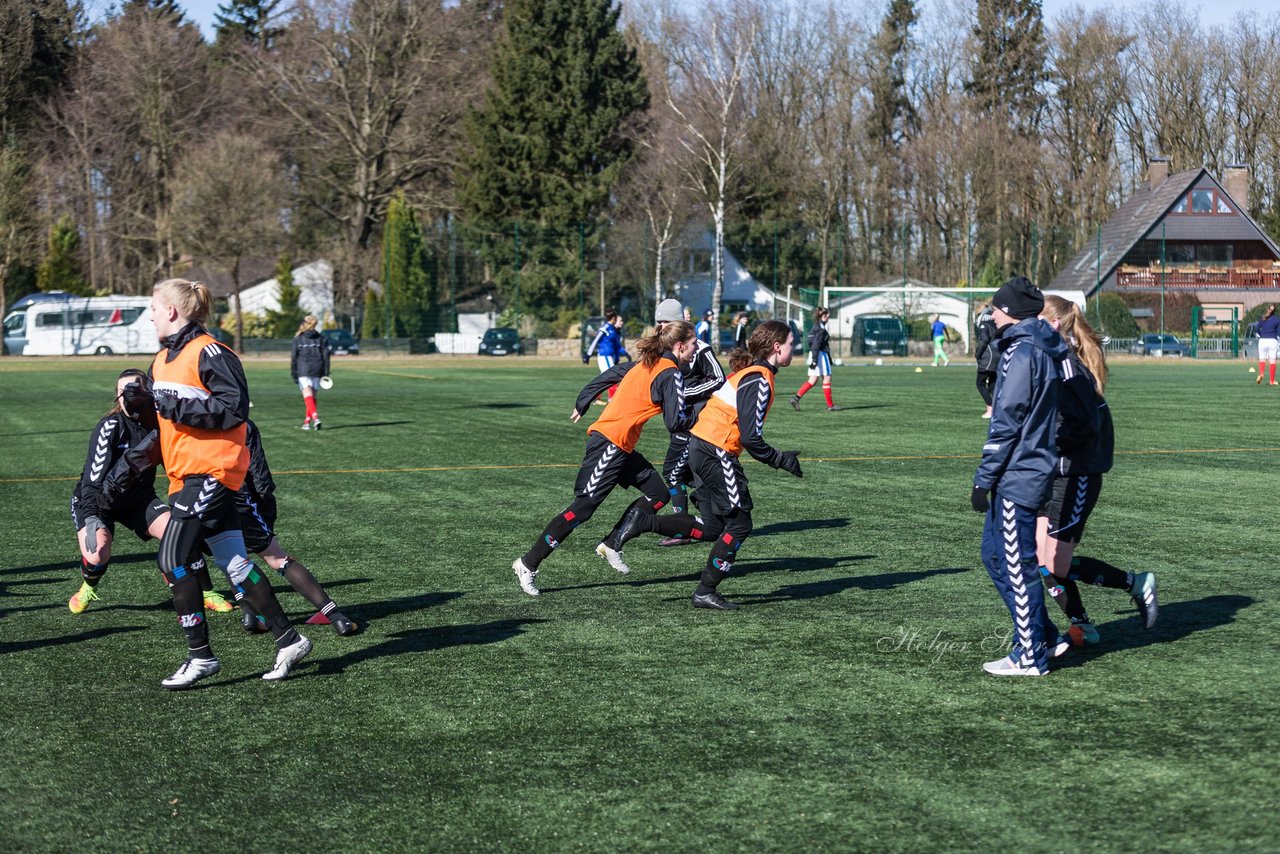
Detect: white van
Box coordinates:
(3, 295, 157, 356)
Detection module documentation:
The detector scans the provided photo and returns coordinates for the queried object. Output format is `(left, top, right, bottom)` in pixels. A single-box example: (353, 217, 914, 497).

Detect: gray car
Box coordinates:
(1129, 333, 1191, 357)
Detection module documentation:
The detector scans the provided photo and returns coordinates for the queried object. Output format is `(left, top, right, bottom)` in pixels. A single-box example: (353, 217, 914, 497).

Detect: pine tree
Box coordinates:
(459, 0, 648, 317)
(865, 0, 919, 271)
(361, 287, 383, 340)
(965, 0, 1047, 133)
(36, 215, 89, 295)
(124, 0, 186, 25)
(382, 191, 435, 338)
(265, 252, 304, 337)
(214, 0, 284, 50)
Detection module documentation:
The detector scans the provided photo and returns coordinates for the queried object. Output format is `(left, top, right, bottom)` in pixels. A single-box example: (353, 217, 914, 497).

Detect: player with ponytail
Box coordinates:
(512, 321, 700, 595)
(603, 321, 804, 609)
(124, 278, 311, 688)
(1035, 295, 1157, 645)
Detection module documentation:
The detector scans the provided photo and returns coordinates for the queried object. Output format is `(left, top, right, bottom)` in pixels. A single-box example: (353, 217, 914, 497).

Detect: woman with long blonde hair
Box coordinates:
(1036, 295, 1156, 647)
(291, 314, 331, 429)
(512, 321, 700, 596)
(124, 278, 311, 688)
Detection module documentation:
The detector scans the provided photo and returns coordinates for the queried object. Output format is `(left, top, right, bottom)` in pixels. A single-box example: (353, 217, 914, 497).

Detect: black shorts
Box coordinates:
(235, 490, 275, 554)
(1041, 473, 1102, 543)
(70, 491, 168, 542)
(689, 436, 752, 514)
(574, 432, 659, 499)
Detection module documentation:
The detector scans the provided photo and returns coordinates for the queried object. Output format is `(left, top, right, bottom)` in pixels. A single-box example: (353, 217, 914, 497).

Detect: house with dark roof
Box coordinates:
(1048, 158, 1280, 313)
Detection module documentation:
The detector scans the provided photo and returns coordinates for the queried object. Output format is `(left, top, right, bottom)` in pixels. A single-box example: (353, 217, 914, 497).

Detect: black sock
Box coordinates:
(171, 574, 212, 659)
(1071, 556, 1132, 590)
(651, 514, 711, 541)
(236, 567, 300, 649)
(695, 567, 730, 596)
(668, 484, 688, 515)
(194, 558, 218, 596)
(279, 557, 335, 613)
(80, 558, 107, 586)
(522, 509, 579, 569)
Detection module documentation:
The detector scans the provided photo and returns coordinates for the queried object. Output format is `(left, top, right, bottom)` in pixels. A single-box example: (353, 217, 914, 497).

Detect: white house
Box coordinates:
(235, 260, 335, 321)
(672, 231, 809, 321)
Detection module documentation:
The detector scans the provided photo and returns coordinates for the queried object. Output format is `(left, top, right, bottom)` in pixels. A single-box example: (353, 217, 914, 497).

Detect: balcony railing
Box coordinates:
(1115, 264, 1280, 289)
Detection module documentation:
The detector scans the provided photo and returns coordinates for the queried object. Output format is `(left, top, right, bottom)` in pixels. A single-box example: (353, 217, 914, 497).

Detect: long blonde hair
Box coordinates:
(633, 320, 694, 366)
(296, 315, 318, 336)
(153, 279, 214, 326)
(1042, 295, 1107, 395)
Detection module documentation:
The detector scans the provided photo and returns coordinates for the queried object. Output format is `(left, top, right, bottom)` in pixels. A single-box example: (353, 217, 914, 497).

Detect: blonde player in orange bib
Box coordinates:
(512, 321, 699, 596)
(604, 320, 803, 609)
(122, 279, 311, 689)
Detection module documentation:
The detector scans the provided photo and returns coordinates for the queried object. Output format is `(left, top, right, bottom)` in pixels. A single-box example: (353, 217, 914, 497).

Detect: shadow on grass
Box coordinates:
(337, 590, 464, 625)
(478, 402, 533, 409)
(740, 565, 969, 604)
(311, 617, 549, 676)
(0, 625, 146, 655)
(316, 420, 414, 432)
(752, 517, 852, 537)
(1054, 594, 1253, 668)
(541, 554, 877, 594)
(0, 553, 156, 576)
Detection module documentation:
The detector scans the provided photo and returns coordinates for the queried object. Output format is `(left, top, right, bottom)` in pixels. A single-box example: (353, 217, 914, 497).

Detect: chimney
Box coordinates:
(1223, 164, 1249, 213)
(1148, 156, 1171, 190)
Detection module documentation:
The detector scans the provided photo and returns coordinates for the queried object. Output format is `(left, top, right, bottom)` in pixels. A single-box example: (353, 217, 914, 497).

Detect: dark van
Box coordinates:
(853, 315, 908, 357)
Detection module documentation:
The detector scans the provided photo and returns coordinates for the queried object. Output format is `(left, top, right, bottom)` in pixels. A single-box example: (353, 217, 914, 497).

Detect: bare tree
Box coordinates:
(169, 132, 287, 350)
(240, 0, 491, 314)
(0, 141, 39, 337)
(650, 2, 758, 342)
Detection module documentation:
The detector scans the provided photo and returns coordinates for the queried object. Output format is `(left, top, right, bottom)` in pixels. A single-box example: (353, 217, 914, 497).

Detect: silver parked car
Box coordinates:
(1128, 333, 1191, 357)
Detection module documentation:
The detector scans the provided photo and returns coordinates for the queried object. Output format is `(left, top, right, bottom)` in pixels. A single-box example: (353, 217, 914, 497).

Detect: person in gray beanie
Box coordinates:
(971, 276, 1071, 676)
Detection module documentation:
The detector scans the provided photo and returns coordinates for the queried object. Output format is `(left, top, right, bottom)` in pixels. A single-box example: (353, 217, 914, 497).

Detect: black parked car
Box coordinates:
(479, 327, 523, 356)
(321, 328, 360, 355)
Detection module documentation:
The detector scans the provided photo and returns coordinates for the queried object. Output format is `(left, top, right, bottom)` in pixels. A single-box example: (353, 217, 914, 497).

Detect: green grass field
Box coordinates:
(1, 354, 1276, 851)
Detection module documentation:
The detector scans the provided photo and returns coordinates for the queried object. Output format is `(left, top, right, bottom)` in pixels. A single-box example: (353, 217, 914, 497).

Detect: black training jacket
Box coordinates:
(151, 322, 250, 430)
(74, 412, 158, 519)
(1054, 351, 1114, 476)
(291, 329, 331, 380)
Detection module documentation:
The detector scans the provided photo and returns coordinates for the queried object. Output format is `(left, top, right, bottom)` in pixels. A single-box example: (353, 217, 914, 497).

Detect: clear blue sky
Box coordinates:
(96, 0, 1273, 43)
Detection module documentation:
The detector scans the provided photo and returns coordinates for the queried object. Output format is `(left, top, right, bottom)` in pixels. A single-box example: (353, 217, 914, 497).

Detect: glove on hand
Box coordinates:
(581, 354, 590, 364)
(121, 380, 157, 428)
(970, 485, 990, 513)
(778, 451, 803, 478)
(82, 515, 107, 557)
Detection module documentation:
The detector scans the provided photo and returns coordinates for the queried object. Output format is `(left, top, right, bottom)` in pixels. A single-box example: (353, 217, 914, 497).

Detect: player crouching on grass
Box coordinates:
(971, 277, 1071, 676)
(1035, 296, 1157, 644)
(102, 418, 358, 637)
(69, 368, 232, 616)
(512, 321, 700, 596)
(600, 321, 803, 610)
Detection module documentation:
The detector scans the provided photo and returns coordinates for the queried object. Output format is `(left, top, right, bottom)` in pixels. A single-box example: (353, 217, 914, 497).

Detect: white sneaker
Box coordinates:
(513, 558, 540, 596)
(161, 656, 220, 689)
(1050, 637, 1072, 659)
(262, 635, 312, 681)
(595, 542, 631, 574)
(982, 656, 1047, 677)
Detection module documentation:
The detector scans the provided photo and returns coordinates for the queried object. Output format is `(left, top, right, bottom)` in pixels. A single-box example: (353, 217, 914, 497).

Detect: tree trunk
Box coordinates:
(232, 256, 243, 352)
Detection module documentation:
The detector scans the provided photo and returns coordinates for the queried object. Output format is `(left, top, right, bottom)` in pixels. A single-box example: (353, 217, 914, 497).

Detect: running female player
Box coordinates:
(790, 306, 839, 411)
(291, 315, 330, 429)
(511, 321, 699, 595)
(1036, 295, 1157, 643)
(603, 321, 803, 608)
(68, 369, 232, 615)
(126, 278, 310, 688)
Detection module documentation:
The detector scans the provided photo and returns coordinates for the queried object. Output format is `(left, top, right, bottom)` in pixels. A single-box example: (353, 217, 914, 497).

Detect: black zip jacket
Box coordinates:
(291, 329, 331, 380)
(974, 308, 1000, 372)
(735, 361, 786, 468)
(684, 340, 726, 405)
(573, 355, 697, 435)
(1054, 352, 1114, 476)
(807, 322, 830, 357)
(151, 322, 250, 430)
(73, 412, 158, 519)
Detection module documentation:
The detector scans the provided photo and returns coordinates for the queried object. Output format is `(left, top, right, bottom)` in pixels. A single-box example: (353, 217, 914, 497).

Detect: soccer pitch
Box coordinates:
(1, 355, 1275, 850)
